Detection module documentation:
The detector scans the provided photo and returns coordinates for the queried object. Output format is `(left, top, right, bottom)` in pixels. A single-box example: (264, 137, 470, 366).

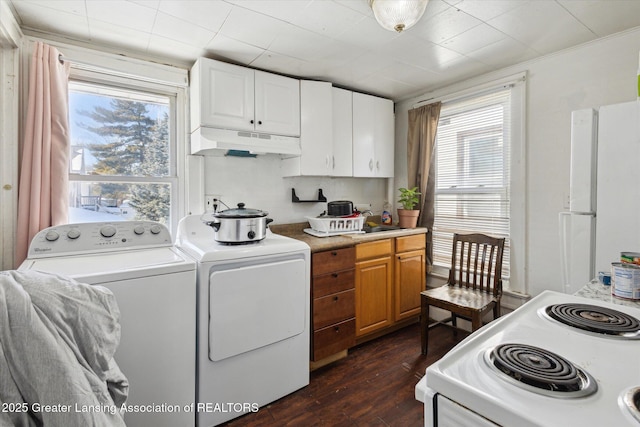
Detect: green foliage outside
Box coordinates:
(78, 99, 170, 223)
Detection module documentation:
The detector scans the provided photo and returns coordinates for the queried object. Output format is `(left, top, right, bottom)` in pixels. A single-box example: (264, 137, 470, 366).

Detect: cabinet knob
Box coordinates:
(331, 251, 338, 256)
(332, 273, 339, 278)
(250, 119, 254, 124)
(334, 326, 340, 333)
(258, 120, 262, 125)
(333, 296, 339, 302)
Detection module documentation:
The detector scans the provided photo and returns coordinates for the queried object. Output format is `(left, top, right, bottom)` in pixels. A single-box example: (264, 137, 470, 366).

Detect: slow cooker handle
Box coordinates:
(205, 220, 221, 231)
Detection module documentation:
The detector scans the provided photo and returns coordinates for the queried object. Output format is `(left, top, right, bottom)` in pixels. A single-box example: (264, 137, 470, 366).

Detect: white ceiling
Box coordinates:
(8, 0, 640, 100)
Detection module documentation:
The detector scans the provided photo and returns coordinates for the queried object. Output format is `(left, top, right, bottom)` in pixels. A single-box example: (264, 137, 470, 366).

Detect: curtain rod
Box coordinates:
(411, 72, 526, 110)
(58, 54, 94, 68)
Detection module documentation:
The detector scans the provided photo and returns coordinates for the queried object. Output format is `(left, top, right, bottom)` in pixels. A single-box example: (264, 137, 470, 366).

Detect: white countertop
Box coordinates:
(575, 279, 640, 309)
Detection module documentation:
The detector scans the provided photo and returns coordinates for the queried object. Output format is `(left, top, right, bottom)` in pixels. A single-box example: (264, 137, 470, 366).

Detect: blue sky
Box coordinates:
(68, 89, 169, 172)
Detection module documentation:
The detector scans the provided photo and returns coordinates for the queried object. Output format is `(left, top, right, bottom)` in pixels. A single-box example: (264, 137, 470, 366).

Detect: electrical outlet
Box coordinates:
(205, 194, 222, 212)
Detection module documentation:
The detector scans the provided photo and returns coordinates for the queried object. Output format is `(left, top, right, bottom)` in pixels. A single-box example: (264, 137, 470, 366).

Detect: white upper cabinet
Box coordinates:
(352, 93, 394, 178)
(332, 87, 353, 177)
(282, 80, 333, 176)
(190, 58, 300, 137)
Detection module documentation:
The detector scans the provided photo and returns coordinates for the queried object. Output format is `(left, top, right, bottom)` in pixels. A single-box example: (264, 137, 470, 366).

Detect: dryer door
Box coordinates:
(208, 257, 306, 361)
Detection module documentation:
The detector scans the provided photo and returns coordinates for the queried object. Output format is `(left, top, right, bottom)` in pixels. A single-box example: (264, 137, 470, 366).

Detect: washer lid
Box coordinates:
(19, 247, 194, 284)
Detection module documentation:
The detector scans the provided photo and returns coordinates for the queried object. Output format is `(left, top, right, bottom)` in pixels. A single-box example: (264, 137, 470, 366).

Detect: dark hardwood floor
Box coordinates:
(222, 323, 468, 427)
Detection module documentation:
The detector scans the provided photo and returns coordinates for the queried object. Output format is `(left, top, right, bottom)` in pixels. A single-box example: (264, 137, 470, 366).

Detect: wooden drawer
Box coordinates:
(313, 269, 354, 298)
(312, 247, 355, 276)
(396, 234, 426, 253)
(312, 318, 356, 361)
(313, 289, 355, 330)
(356, 239, 392, 261)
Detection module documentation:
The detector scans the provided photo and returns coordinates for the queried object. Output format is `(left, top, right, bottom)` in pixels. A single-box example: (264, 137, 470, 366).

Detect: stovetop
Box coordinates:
(425, 290, 640, 426)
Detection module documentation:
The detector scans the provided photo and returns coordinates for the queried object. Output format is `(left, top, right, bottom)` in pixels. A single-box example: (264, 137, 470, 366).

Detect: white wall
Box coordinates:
(395, 27, 640, 297)
(203, 154, 388, 224)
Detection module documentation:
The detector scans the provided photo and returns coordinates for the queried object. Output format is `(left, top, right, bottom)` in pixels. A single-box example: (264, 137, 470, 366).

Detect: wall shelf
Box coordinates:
(292, 188, 327, 203)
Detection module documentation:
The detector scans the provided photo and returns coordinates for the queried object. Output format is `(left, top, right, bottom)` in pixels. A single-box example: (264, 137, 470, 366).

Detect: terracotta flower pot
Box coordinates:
(397, 209, 420, 228)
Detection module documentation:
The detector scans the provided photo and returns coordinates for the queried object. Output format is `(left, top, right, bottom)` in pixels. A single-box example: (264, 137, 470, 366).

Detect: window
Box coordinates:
(433, 89, 513, 283)
(67, 76, 180, 230)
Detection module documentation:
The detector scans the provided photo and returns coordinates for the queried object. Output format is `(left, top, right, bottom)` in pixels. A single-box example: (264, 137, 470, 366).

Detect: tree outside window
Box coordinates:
(68, 82, 173, 225)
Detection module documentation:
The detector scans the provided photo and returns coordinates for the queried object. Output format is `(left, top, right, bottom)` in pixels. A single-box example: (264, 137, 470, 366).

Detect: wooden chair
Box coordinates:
(420, 233, 505, 355)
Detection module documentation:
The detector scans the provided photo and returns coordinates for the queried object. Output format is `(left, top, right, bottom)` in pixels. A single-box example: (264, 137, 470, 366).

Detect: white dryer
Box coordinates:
(175, 215, 310, 427)
(19, 221, 196, 427)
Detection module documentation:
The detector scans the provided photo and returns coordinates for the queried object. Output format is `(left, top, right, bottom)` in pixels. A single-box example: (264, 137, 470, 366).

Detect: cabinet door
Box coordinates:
(332, 87, 353, 177)
(353, 92, 394, 177)
(355, 256, 393, 336)
(299, 80, 333, 175)
(254, 70, 300, 136)
(394, 249, 426, 321)
(373, 96, 394, 177)
(195, 58, 254, 132)
(352, 92, 376, 177)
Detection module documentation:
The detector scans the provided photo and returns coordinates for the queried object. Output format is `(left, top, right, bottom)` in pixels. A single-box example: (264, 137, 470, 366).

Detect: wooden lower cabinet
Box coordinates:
(395, 249, 426, 320)
(394, 235, 426, 321)
(311, 247, 356, 361)
(310, 234, 426, 360)
(355, 234, 426, 339)
(355, 247, 393, 336)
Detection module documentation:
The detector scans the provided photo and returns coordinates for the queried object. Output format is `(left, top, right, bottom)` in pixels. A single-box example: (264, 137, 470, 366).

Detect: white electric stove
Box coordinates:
(416, 290, 640, 426)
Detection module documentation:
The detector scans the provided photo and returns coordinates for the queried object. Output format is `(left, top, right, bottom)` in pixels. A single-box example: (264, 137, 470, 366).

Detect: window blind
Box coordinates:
(433, 88, 511, 280)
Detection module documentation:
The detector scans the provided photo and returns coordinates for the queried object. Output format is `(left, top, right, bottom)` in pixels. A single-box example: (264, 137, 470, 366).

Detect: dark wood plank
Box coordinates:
(222, 323, 468, 427)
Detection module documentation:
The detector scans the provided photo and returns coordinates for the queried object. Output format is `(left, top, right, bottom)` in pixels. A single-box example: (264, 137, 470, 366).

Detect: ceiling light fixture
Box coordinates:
(369, 0, 429, 33)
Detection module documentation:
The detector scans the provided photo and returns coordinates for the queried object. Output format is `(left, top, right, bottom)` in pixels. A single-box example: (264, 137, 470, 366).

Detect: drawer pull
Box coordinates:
(333, 296, 339, 301)
(334, 326, 340, 333)
(331, 251, 338, 256)
(332, 273, 339, 278)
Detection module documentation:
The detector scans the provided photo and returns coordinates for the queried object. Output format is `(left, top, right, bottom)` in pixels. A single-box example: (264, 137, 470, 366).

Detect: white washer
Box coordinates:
(175, 215, 310, 427)
(19, 221, 196, 427)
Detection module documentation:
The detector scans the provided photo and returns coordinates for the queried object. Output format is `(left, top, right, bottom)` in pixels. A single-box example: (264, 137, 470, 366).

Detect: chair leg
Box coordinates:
(493, 302, 501, 319)
(452, 313, 457, 336)
(471, 313, 482, 332)
(421, 299, 430, 355)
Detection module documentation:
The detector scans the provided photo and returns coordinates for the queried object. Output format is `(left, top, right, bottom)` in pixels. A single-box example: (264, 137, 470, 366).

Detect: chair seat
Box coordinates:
(421, 285, 498, 311)
(420, 233, 505, 355)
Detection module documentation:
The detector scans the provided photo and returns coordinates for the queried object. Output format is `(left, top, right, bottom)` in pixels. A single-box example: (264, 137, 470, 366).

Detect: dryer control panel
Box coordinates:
(27, 221, 172, 258)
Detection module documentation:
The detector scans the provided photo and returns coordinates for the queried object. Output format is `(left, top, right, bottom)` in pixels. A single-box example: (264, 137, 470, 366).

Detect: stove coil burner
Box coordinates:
(484, 343, 597, 398)
(621, 387, 640, 423)
(544, 303, 640, 339)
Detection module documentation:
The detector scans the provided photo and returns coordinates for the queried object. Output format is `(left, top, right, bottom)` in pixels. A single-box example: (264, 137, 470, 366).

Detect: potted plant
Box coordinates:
(397, 186, 421, 228)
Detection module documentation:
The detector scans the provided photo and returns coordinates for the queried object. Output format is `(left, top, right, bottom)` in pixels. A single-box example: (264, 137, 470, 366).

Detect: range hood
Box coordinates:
(190, 127, 301, 157)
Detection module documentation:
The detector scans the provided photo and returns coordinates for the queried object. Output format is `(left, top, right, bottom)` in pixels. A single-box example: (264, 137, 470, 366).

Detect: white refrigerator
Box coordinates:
(560, 100, 640, 294)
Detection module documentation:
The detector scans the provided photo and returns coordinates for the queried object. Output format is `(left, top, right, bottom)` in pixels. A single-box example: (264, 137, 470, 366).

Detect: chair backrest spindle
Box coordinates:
(448, 233, 505, 296)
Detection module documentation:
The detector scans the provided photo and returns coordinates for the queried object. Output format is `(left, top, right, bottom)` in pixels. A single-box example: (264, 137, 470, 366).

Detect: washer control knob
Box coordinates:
(45, 230, 60, 242)
(100, 225, 117, 238)
(247, 231, 256, 239)
(66, 229, 81, 240)
(133, 225, 146, 235)
(150, 225, 162, 235)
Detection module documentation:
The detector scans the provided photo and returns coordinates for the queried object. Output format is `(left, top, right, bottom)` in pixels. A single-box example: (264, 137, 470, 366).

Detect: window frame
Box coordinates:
(426, 73, 526, 295)
(66, 61, 187, 234)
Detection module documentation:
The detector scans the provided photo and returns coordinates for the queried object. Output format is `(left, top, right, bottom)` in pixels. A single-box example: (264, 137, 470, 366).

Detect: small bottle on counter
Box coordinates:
(381, 202, 392, 225)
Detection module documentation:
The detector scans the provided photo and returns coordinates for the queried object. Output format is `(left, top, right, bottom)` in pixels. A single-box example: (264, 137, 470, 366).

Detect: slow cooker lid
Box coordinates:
(214, 202, 268, 218)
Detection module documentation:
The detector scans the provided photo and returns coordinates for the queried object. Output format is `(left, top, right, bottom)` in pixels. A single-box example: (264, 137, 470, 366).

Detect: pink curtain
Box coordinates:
(15, 42, 70, 267)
